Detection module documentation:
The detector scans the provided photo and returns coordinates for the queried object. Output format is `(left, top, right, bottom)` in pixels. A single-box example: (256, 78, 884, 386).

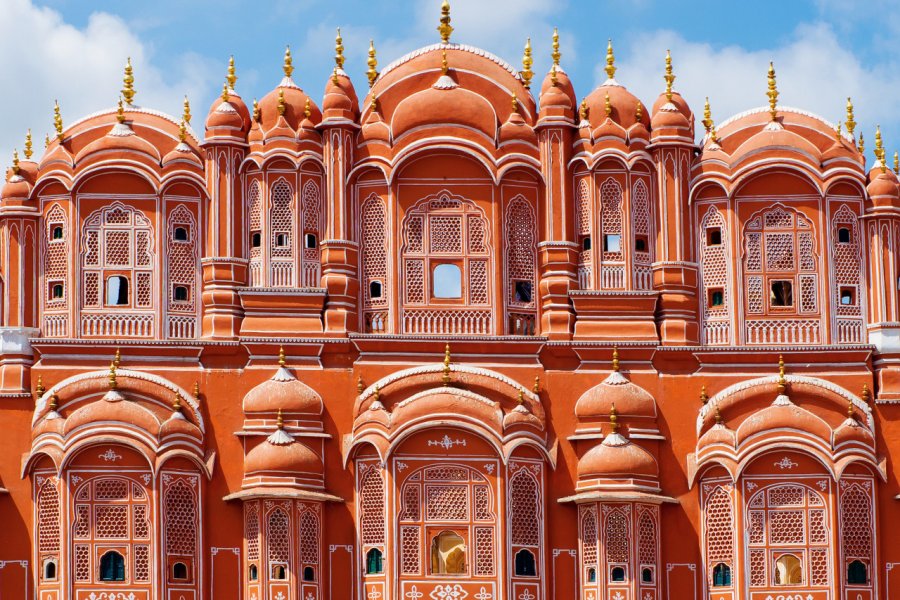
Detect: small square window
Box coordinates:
(275, 233, 289, 247)
(840, 286, 855, 305)
(838, 227, 851, 244)
(582, 236, 592, 251)
(174, 285, 189, 302)
(603, 234, 621, 253)
(173, 226, 189, 241)
(50, 282, 64, 299)
(707, 228, 722, 246)
(305, 233, 317, 249)
(708, 288, 724, 307)
(514, 280, 533, 303)
(369, 280, 383, 299)
(251, 232, 262, 248)
(51, 226, 64, 240)
(770, 280, 793, 307)
(635, 235, 648, 252)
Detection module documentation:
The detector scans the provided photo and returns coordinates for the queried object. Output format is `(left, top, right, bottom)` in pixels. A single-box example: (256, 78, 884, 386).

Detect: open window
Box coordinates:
(708, 288, 724, 307)
(251, 232, 262, 248)
(303, 566, 315, 582)
(275, 233, 289, 247)
(51, 225, 64, 240)
(172, 561, 188, 580)
(840, 286, 856, 306)
(106, 276, 129, 306)
(173, 226, 188, 242)
(707, 227, 722, 246)
(603, 234, 621, 253)
(50, 283, 64, 299)
(305, 233, 317, 249)
(174, 285, 189, 302)
(514, 281, 532, 303)
(587, 567, 597, 583)
(770, 280, 793, 307)
(635, 235, 649, 252)
(271, 564, 287, 580)
(838, 227, 851, 243)
(641, 567, 654, 584)
(774, 554, 802, 585)
(582, 236, 592, 251)
(432, 264, 462, 299)
(712, 563, 731, 587)
(369, 280, 383, 300)
(99, 551, 126, 582)
(248, 564, 258, 581)
(42, 558, 58, 581)
(430, 531, 466, 575)
(514, 549, 536, 577)
(847, 560, 868, 585)
(365, 548, 384, 574)
(610, 566, 626, 582)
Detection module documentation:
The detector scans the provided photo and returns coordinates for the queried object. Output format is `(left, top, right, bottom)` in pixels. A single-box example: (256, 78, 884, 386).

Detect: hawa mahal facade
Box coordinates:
(1, 4, 899, 600)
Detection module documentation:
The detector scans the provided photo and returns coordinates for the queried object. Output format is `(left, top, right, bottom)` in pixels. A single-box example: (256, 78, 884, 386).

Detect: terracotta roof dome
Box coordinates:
(575, 359, 657, 420)
(391, 72, 497, 141)
(577, 430, 658, 480)
(244, 427, 321, 477)
(242, 350, 322, 415)
(735, 394, 832, 446)
(258, 49, 322, 132)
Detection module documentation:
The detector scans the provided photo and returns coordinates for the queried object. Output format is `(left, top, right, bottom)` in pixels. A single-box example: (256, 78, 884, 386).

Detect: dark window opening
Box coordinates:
(174, 285, 189, 301)
(43, 559, 57, 580)
(709, 288, 724, 307)
(603, 234, 621, 253)
(369, 280, 383, 299)
(303, 566, 315, 582)
(712, 563, 731, 587)
(51, 283, 64, 299)
(642, 567, 653, 584)
(172, 562, 188, 580)
(249, 564, 258, 581)
(514, 549, 536, 577)
(840, 286, 856, 305)
(847, 560, 868, 585)
(635, 235, 648, 252)
(100, 551, 126, 582)
(174, 226, 188, 241)
(366, 548, 384, 574)
(582, 236, 592, 251)
(251, 232, 261, 248)
(838, 227, 851, 243)
(587, 567, 597, 583)
(611, 566, 626, 582)
(770, 280, 793, 307)
(271, 565, 287, 580)
(275, 233, 289, 247)
(708, 228, 722, 246)
(106, 276, 129, 306)
(305, 233, 317, 249)
(514, 280, 533, 303)
(51, 226, 64, 240)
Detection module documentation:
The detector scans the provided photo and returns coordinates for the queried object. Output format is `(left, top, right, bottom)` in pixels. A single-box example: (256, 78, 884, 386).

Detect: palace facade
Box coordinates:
(1, 3, 899, 599)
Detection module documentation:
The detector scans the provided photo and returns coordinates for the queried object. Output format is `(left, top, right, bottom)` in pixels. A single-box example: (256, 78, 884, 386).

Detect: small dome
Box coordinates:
(502, 403, 542, 430)
(499, 109, 537, 146)
(833, 415, 874, 448)
(538, 67, 575, 120)
(159, 411, 202, 440)
(651, 90, 692, 121)
(63, 395, 162, 437)
(74, 122, 161, 165)
(697, 421, 736, 450)
(360, 108, 391, 144)
(242, 362, 322, 415)
(2, 172, 31, 201)
(577, 432, 658, 480)
(205, 100, 245, 131)
(735, 397, 832, 446)
(867, 170, 900, 201)
(244, 435, 320, 477)
(650, 98, 691, 130)
(322, 71, 359, 121)
(258, 79, 321, 132)
(575, 370, 657, 420)
(584, 83, 649, 132)
(391, 80, 497, 141)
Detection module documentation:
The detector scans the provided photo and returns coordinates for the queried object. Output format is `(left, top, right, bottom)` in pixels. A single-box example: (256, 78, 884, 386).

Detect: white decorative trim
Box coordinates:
(378, 43, 524, 83)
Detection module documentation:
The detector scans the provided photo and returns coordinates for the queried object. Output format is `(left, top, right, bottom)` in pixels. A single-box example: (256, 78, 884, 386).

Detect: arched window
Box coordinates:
(248, 564, 258, 581)
(712, 563, 731, 587)
(642, 567, 653, 583)
(587, 567, 597, 583)
(52, 226, 64, 240)
(174, 286, 189, 301)
(173, 227, 188, 241)
(369, 280, 383, 299)
(365, 548, 383, 574)
(774, 554, 802, 585)
(514, 549, 536, 576)
(51, 283, 64, 299)
(431, 531, 466, 574)
(43, 559, 57, 580)
(172, 562, 188, 580)
(433, 264, 462, 299)
(106, 276, 129, 306)
(251, 232, 261, 248)
(847, 560, 867, 584)
(700, 205, 732, 345)
(611, 566, 626, 582)
(303, 566, 315, 581)
(271, 565, 287, 580)
(100, 551, 126, 582)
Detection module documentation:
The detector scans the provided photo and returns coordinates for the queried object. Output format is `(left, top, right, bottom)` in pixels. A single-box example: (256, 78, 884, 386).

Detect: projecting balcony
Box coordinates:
(402, 308, 493, 335)
(81, 312, 154, 338)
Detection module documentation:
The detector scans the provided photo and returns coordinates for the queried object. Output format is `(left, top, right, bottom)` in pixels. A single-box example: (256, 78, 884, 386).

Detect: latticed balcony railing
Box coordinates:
(364, 310, 389, 334)
(703, 320, 731, 345)
(836, 319, 865, 344)
(600, 264, 625, 289)
(745, 319, 820, 345)
(43, 314, 68, 338)
(508, 312, 537, 336)
(81, 313, 154, 338)
(402, 309, 492, 335)
(167, 315, 197, 339)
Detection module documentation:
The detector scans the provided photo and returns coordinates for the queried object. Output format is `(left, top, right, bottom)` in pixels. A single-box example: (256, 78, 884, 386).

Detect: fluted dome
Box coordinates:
(392, 78, 496, 141)
(575, 370, 657, 420)
(583, 83, 649, 132)
(735, 396, 832, 446)
(244, 435, 320, 476)
(577, 432, 658, 480)
(205, 99, 245, 131)
(867, 170, 900, 201)
(322, 70, 359, 121)
(242, 361, 322, 415)
(258, 79, 322, 132)
(2, 172, 31, 201)
(538, 67, 576, 120)
(75, 121, 161, 166)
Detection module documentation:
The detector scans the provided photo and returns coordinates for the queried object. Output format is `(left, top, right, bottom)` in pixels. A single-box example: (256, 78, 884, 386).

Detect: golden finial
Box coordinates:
(766, 61, 778, 122)
(609, 402, 619, 433)
(357, 376, 365, 394)
(579, 99, 588, 122)
(252, 99, 261, 122)
(511, 94, 519, 114)
(518, 389, 525, 404)
(193, 381, 201, 402)
(49, 392, 59, 412)
(122, 57, 136, 105)
(367, 40, 378, 88)
(664, 49, 675, 102)
(53, 100, 64, 141)
(370, 94, 379, 113)
(172, 392, 182, 413)
(24, 130, 33, 160)
(276, 408, 284, 429)
(332, 67, 340, 86)
(277, 89, 286, 116)
(221, 81, 230, 103)
(35, 375, 45, 399)
(335, 28, 345, 70)
(372, 384, 381, 405)
(116, 97, 126, 124)
(635, 100, 642, 122)
(894, 151, 899, 175)
(182, 96, 192, 125)
(876, 126, 886, 171)
(304, 97, 312, 119)
(611, 347, 620, 372)
(441, 50, 449, 75)
(533, 376, 540, 394)
(710, 125, 719, 144)
(11, 149, 19, 175)
(108, 361, 118, 390)
(283, 45, 294, 79)
(114, 348, 121, 368)
(521, 38, 534, 89)
(604, 92, 612, 117)
(605, 39, 616, 80)
(278, 345, 286, 367)
(227, 55, 237, 89)
(835, 120, 842, 143)
(859, 132, 865, 157)
(702, 97, 713, 134)
(861, 383, 871, 405)
(847, 398, 854, 419)
(714, 404, 722, 425)
(179, 119, 187, 143)
(45, 133, 51, 148)
(776, 354, 786, 395)
(551, 27, 561, 67)
(700, 385, 708, 405)
(438, 0, 453, 44)
(845, 97, 856, 138)
(442, 343, 452, 386)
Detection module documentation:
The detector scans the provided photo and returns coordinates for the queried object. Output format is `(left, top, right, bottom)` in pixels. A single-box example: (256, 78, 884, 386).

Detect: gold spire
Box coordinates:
(367, 40, 378, 88)
(845, 97, 856, 138)
(859, 132, 865, 157)
(894, 151, 899, 175)
(193, 381, 201, 402)
(700, 385, 708, 405)
(438, 0, 453, 44)
(533, 376, 540, 394)
(876, 126, 886, 172)
(511, 94, 519, 114)
(24, 130, 33, 160)
(552, 27, 561, 68)
(108, 360, 118, 390)
(635, 100, 642, 122)
(766, 61, 778, 122)
(221, 81, 229, 103)
(518, 389, 525, 404)
(114, 348, 121, 368)
(370, 94, 379, 113)
(11, 149, 19, 175)
(335, 28, 345, 70)
(605, 39, 616, 80)
(442, 343, 452, 386)
(53, 100, 64, 141)
(122, 57, 136, 105)
(611, 347, 619, 372)
(283, 45, 294, 78)
(182, 96, 192, 124)
(664, 49, 675, 102)
(179, 119, 187, 143)
(45, 133, 51, 148)
(252, 99, 261, 122)
(227, 55, 237, 89)
(861, 383, 871, 405)
(710, 125, 719, 144)
(441, 49, 449, 75)
(357, 376, 365, 394)
(847, 398, 854, 419)
(116, 97, 126, 124)
(276, 408, 284, 429)
(609, 402, 619, 433)
(278, 345, 286, 367)
(714, 404, 722, 425)
(521, 38, 534, 89)
(604, 92, 612, 117)
(49, 392, 59, 412)
(35, 375, 45, 400)
(304, 97, 312, 119)
(172, 392, 182, 413)
(834, 120, 842, 143)
(277, 89, 286, 116)
(579, 98, 588, 122)
(702, 97, 713, 134)
(776, 354, 786, 395)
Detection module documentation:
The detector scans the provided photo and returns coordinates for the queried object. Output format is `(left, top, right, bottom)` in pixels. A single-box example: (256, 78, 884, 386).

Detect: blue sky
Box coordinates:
(3, 0, 900, 167)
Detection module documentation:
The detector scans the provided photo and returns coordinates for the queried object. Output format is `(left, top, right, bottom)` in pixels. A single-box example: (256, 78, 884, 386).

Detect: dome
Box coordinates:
(205, 99, 245, 131)
(697, 420, 736, 450)
(577, 432, 658, 480)
(2, 172, 31, 201)
(258, 78, 321, 132)
(575, 370, 657, 420)
(242, 360, 322, 415)
(205, 89, 251, 132)
(360, 108, 391, 145)
(391, 79, 497, 142)
(498, 109, 537, 146)
(244, 433, 321, 477)
(651, 90, 692, 120)
(63, 394, 162, 437)
(867, 170, 899, 201)
(735, 397, 832, 446)
(162, 140, 202, 168)
(833, 415, 875, 448)
(583, 83, 649, 132)
(74, 121, 161, 166)
(502, 403, 542, 430)
(538, 67, 576, 120)
(322, 70, 359, 121)
(650, 97, 691, 131)
(159, 410, 202, 440)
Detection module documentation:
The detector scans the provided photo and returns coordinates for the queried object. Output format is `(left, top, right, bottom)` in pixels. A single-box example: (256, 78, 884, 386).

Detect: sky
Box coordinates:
(3, 0, 900, 169)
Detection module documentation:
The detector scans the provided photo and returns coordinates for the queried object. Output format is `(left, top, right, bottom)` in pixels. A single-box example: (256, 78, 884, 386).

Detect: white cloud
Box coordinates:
(612, 22, 900, 152)
(0, 0, 218, 169)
